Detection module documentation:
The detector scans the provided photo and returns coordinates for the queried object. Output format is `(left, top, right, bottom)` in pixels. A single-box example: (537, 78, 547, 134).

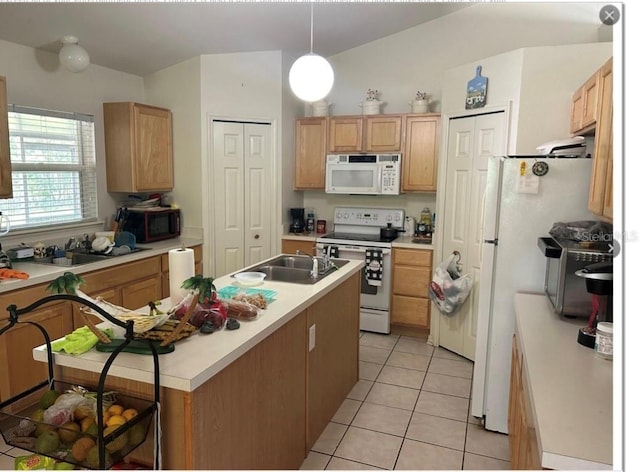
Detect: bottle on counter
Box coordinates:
(420, 207, 432, 231)
(306, 209, 315, 233)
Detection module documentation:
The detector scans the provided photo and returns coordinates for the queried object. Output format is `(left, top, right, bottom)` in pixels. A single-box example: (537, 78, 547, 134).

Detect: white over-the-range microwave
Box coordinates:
(325, 153, 401, 195)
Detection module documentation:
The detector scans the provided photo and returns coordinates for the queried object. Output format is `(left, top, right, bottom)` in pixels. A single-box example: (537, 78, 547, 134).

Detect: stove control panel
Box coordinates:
(333, 207, 405, 228)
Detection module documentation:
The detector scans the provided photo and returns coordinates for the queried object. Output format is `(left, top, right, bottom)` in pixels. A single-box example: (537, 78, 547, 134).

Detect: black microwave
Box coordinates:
(122, 208, 181, 243)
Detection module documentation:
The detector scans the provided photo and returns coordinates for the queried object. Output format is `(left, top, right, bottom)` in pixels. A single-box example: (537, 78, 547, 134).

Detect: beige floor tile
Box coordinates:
(468, 410, 483, 426)
(0, 435, 11, 453)
(360, 361, 383, 381)
(422, 372, 472, 398)
(332, 398, 363, 425)
(334, 426, 403, 470)
(300, 451, 331, 470)
(405, 412, 467, 451)
(311, 421, 348, 455)
(348, 380, 374, 401)
(365, 382, 420, 411)
(0, 454, 16, 469)
(4, 447, 31, 458)
(395, 439, 463, 470)
(360, 345, 392, 365)
(428, 357, 473, 379)
(377, 365, 425, 389)
(433, 346, 471, 363)
(351, 402, 412, 437)
(326, 456, 384, 470)
(465, 424, 510, 461)
(394, 336, 435, 357)
(360, 332, 399, 350)
(386, 351, 430, 371)
(463, 452, 511, 470)
(414, 391, 469, 422)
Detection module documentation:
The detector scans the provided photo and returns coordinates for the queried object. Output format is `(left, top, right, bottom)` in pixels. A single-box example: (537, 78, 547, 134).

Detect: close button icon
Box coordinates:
(600, 5, 620, 25)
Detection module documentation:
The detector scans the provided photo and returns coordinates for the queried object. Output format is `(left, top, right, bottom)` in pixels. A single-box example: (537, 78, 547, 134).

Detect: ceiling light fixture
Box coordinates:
(59, 35, 90, 73)
(288, 4, 334, 102)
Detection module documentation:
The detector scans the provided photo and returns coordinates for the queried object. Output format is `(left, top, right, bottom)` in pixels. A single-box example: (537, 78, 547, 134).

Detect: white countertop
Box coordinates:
(514, 293, 613, 470)
(282, 233, 435, 251)
(1, 238, 203, 294)
(33, 257, 364, 392)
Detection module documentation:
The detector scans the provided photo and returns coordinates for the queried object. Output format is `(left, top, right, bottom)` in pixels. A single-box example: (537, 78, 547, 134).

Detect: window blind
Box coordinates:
(4, 105, 98, 231)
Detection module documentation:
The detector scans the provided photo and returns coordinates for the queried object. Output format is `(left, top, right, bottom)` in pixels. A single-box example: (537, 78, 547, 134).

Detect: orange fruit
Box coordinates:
(107, 404, 124, 416)
(80, 416, 96, 433)
(71, 437, 95, 462)
(102, 410, 112, 424)
(122, 408, 138, 421)
(106, 415, 126, 427)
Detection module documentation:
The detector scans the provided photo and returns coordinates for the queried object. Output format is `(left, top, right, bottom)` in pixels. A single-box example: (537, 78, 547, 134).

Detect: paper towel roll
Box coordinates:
(169, 247, 195, 306)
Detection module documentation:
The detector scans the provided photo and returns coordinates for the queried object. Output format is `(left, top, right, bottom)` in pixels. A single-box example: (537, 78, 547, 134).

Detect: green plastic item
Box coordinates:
(95, 338, 175, 355)
(51, 326, 114, 355)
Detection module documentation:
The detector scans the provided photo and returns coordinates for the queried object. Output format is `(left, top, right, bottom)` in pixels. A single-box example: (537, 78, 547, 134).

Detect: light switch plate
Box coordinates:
(309, 324, 316, 351)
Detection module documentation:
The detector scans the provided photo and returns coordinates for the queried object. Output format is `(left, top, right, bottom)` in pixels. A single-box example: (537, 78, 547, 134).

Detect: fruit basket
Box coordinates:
(0, 294, 162, 470)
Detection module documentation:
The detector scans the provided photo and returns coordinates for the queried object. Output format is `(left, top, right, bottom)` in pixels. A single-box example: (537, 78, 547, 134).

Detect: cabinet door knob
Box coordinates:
(254, 234, 260, 239)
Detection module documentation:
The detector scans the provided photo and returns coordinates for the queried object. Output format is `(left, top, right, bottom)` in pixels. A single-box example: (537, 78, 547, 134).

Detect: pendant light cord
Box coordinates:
(310, 3, 314, 53)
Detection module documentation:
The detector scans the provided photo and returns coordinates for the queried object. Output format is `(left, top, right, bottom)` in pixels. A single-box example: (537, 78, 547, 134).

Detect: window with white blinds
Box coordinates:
(4, 105, 98, 231)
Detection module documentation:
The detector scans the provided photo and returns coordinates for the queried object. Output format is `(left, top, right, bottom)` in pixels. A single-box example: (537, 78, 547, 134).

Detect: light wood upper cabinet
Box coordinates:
(294, 117, 327, 190)
(328, 115, 402, 153)
(401, 114, 440, 192)
(588, 58, 613, 221)
(570, 72, 600, 135)
(104, 102, 174, 193)
(0, 76, 13, 199)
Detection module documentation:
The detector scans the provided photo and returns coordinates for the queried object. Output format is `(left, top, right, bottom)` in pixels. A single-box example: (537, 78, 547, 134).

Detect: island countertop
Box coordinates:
(514, 293, 614, 470)
(33, 256, 364, 392)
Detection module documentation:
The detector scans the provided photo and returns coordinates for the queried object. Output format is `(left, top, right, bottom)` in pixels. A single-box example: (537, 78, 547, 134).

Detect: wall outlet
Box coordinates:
(309, 324, 316, 351)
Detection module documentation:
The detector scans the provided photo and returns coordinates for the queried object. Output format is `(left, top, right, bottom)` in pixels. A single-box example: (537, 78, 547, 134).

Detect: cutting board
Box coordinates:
(466, 65, 488, 109)
(96, 338, 175, 355)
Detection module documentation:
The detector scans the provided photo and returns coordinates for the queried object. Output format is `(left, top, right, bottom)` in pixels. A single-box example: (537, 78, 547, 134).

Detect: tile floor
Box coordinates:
(0, 333, 511, 470)
(300, 332, 511, 470)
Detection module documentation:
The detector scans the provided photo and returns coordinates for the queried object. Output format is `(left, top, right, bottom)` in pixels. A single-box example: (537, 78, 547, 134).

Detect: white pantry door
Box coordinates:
(212, 121, 272, 276)
(439, 112, 505, 360)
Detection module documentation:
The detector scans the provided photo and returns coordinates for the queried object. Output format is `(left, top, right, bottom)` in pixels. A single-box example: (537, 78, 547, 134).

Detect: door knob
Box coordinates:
(254, 234, 260, 239)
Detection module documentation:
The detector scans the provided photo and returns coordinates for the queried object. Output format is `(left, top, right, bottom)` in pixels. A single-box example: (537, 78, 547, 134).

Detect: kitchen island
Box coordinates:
(33, 256, 364, 469)
(512, 293, 613, 470)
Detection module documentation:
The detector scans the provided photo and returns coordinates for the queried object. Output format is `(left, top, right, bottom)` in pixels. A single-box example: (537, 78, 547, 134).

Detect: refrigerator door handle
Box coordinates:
(484, 239, 499, 245)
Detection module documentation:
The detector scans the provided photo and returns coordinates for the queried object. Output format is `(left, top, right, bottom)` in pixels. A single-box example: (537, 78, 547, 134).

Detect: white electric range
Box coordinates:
(316, 207, 405, 334)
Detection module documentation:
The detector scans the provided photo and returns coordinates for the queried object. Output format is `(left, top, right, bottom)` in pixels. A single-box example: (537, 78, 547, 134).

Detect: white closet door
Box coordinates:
(439, 112, 505, 360)
(213, 121, 272, 276)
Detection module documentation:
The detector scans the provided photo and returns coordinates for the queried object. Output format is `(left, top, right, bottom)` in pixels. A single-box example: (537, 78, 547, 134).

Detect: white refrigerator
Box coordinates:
(470, 155, 594, 433)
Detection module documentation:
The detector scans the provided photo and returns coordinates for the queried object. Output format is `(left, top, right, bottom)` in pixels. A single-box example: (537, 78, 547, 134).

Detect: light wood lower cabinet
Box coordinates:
(509, 333, 542, 470)
(391, 248, 432, 334)
(281, 238, 317, 256)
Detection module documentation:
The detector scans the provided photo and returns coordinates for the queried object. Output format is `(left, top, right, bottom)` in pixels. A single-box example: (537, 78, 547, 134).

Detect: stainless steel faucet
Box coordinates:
(296, 249, 336, 277)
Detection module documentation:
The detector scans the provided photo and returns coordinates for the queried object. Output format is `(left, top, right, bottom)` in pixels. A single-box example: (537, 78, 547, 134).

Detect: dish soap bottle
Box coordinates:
(306, 209, 315, 233)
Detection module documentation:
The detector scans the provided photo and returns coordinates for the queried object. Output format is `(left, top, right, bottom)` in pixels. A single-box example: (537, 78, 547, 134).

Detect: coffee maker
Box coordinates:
(289, 208, 306, 234)
(575, 261, 613, 348)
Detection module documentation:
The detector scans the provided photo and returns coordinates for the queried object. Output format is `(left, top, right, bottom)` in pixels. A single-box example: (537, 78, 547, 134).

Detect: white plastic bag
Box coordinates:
(429, 253, 473, 315)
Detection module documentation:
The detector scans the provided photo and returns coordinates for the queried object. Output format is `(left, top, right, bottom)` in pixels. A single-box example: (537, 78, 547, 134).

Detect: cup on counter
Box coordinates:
(316, 220, 327, 234)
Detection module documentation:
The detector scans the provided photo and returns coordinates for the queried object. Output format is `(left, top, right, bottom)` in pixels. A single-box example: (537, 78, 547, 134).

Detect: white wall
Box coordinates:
(324, 2, 608, 116)
(0, 39, 145, 247)
(144, 57, 202, 238)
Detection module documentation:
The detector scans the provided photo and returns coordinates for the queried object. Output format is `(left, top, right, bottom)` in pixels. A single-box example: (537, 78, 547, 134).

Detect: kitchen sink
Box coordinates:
(243, 255, 349, 285)
(31, 247, 149, 267)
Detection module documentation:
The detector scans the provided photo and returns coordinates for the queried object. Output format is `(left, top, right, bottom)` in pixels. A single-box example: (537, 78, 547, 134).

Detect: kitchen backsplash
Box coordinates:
(301, 192, 437, 232)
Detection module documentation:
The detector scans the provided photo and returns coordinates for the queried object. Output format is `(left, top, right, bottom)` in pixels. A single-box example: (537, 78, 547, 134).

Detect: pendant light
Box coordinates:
(289, 4, 334, 102)
(59, 36, 90, 73)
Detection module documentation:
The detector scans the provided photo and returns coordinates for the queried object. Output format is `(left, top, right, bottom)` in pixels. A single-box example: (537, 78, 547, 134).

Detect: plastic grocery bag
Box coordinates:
(429, 253, 473, 315)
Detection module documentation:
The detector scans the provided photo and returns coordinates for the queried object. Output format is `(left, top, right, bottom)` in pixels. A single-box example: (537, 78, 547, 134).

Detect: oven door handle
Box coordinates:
(320, 245, 391, 255)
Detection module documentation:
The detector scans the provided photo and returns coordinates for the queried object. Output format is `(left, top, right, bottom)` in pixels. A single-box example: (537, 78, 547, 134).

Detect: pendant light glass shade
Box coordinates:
(289, 53, 334, 102)
(59, 36, 90, 73)
(289, 5, 334, 102)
